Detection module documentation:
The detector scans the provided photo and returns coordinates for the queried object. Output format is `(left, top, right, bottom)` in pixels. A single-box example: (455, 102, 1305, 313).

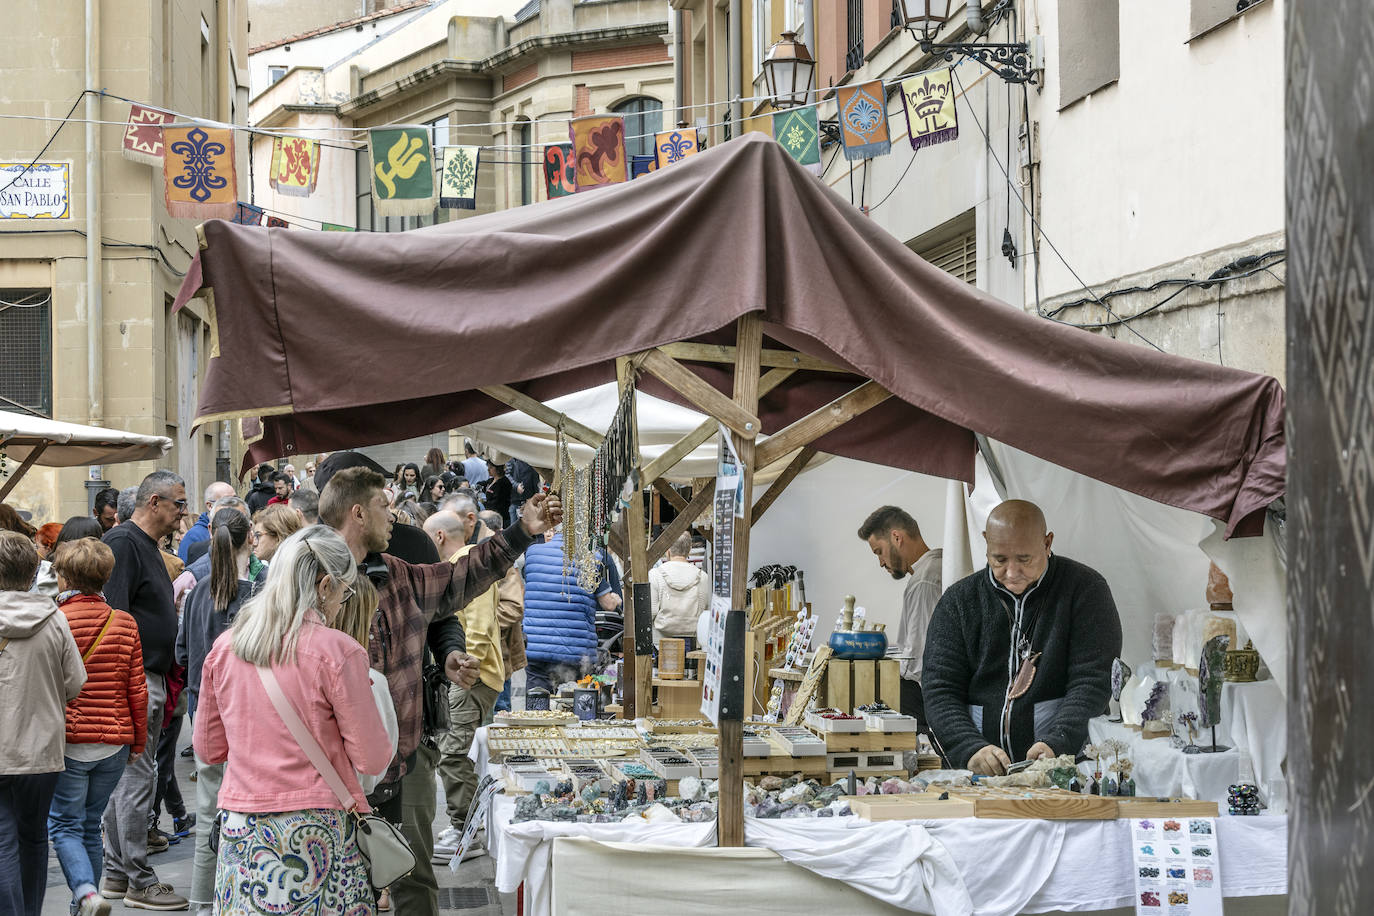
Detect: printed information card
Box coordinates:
(1130, 816, 1222, 916)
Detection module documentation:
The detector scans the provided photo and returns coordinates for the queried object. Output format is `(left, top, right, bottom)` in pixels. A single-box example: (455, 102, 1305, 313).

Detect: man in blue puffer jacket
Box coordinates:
(521, 532, 621, 693)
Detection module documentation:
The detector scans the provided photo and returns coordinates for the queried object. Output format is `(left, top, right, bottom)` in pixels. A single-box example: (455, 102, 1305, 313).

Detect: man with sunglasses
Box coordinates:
(98, 470, 192, 910)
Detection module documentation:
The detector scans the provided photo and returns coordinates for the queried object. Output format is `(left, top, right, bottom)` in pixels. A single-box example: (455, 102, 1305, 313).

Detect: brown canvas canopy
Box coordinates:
(175, 132, 1284, 536)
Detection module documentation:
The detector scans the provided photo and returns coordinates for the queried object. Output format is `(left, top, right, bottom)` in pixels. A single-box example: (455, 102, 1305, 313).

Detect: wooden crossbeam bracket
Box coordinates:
(658, 342, 851, 374)
(647, 481, 716, 566)
(652, 478, 689, 511)
(0, 442, 47, 500)
(639, 368, 794, 483)
(753, 380, 892, 470)
(477, 384, 604, 450)
(750, 446, 817, 524)
(637, 348, 761, 441)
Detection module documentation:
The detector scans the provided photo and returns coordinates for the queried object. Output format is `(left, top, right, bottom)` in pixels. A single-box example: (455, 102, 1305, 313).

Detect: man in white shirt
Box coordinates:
(857, 506, 941, 730)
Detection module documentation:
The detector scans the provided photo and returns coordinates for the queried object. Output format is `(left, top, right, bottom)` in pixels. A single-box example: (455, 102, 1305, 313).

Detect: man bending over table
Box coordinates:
(922, 500, 1121, 775)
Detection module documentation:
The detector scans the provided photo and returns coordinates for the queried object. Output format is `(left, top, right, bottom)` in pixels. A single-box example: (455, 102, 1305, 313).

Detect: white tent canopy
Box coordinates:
(463, 383, 823, 485)
(0, 410, 173, 497)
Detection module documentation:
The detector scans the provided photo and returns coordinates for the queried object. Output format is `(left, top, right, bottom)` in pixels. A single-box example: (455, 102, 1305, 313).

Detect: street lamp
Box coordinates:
(762, 31, 815, 109)
(894, 0, 1037, 84)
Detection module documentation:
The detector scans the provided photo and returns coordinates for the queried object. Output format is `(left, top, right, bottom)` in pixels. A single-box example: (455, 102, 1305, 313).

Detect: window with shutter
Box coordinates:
(0, 288, 52, 417)
(921, 230, 978, 285)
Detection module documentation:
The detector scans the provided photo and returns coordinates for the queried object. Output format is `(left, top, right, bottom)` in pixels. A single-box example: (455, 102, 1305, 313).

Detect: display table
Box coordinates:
(1088, 718, 1240, 806)
(1090, 676, 1286, 807)
(471, 727, 1288, 916)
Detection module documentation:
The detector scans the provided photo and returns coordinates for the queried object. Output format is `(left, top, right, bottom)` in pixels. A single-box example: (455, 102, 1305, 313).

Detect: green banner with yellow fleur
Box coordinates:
(368, 128, 436, 217)
(771, 107, 822, 176)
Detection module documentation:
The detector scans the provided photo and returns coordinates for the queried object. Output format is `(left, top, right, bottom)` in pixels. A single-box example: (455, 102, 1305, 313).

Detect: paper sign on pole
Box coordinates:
(448, 774, 501, 872)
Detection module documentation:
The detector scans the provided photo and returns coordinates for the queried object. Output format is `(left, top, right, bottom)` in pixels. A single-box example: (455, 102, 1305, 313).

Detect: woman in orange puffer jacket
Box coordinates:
(47, 538, 148, 916)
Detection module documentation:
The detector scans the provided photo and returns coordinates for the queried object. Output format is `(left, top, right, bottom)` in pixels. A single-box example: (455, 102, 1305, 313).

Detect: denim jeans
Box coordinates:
(0, 771, 61, 916)
(48, 750, 128, 905)
(494, 677, 512, 713)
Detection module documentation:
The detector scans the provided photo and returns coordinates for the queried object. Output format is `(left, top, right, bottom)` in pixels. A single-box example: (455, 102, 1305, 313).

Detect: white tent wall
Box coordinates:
(964, 442, 1288, 696)
(748, 458, 952, 643)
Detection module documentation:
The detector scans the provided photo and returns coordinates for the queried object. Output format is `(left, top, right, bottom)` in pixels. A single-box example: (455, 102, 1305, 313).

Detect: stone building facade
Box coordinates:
(1, 0, 250, 522)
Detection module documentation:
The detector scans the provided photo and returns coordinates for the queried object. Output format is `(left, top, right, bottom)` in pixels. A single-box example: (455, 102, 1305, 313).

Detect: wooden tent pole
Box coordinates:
(616, 357, 652, 718)
(719, 313, 762, 848)
(0, 442, 47, 500)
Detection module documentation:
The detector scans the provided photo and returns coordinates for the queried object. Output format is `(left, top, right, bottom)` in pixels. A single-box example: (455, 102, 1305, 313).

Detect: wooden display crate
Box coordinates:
(809, 728, 920, 753)
(826, 750, 902, 772)
(824, 658, 902, 714)
(1117, 797, 1220, 817)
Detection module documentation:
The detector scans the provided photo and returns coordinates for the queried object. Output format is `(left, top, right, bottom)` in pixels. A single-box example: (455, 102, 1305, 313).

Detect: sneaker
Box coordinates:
(98, 876, 127, 899)
(147, 830, 170, 854)
(172, 814, 196, 837)
(124, 883, 189, 911)
(179, 745, 195, 758)
(77, 891, 113, 915)
(432, 825, 462, 862)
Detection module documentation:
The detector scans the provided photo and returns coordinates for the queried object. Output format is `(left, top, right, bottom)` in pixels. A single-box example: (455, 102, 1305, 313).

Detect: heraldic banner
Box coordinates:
(368, 128, 437, 217)
(569, 115, 628, 191)
(163, 125, 237, 220)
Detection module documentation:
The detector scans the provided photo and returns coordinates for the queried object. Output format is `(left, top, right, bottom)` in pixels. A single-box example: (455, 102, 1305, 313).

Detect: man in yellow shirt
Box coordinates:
(423, 497, 505, 862)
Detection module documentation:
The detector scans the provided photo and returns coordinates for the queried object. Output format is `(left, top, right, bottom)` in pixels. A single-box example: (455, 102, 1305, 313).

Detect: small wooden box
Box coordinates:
(824, 658, 902, 714)
(659, 639, 685, 680)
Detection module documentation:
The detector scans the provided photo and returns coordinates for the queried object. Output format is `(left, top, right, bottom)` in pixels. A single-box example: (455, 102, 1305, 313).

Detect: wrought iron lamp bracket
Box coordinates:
(917, 37, 1037, 84)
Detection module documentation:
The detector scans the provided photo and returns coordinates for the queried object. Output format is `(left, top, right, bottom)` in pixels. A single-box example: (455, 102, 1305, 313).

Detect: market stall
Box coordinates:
(0, 409, 174, 499)
(176, 130, 1289, 905)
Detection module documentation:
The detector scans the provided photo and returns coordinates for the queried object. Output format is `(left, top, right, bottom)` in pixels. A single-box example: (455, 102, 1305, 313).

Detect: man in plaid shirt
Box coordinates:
(318, 457, 560, 915)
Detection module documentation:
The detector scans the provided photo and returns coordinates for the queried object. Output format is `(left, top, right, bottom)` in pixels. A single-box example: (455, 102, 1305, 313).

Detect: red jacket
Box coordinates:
(59, 594, 148, 756)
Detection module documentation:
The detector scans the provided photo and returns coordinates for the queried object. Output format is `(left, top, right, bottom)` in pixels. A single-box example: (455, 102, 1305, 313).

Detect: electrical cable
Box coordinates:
(1042, 251, 1286, 318)
(0, 91, 88, 196)
(952, 67, 1165, 351)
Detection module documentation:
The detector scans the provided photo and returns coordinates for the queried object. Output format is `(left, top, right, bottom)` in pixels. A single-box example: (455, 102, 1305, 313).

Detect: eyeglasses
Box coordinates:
(154, 495, 189, 511)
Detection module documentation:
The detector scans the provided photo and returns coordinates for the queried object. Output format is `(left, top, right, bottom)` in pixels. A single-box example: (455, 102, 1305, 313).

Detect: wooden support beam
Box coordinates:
(639, 368, 794, 483)
(720, 312, 762, 849)
(658, 342, 851, 374)
(646, 482, 715, 567)
(616, 358, 651, 719)
(477, 384, 604, 449)
(652, 478, 689, 512)
(749, 446, 817, 525)
(0, 442, 47, 500)
(753, 380, 893, 471)
(636, 348, 761, 441)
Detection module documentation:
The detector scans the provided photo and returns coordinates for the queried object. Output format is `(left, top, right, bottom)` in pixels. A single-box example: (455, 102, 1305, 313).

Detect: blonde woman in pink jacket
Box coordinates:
(194, 526, 394, 915)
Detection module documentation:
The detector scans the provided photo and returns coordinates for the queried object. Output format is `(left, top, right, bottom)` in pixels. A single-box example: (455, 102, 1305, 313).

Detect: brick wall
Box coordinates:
(503, 61, 539, 93)
(571, 42, 670, 72)
(574, 83, 591, 116)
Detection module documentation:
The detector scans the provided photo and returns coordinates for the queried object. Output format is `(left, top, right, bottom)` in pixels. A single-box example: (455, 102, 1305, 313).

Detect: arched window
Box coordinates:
(612, 97, 663, 159)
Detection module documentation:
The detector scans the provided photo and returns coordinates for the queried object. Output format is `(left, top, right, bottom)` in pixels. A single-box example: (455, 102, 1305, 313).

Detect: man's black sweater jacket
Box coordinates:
(922, 554, 1122, 769)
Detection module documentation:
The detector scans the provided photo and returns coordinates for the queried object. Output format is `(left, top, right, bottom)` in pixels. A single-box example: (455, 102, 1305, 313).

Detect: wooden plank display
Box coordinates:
(878, 659, 900, 708)
(948, 786, 1120, 820)
(847, 793, 977, 821)
(1117, 797, 1220, 817)
(826, 659, 852, 713)
(852, 660, 878, 709)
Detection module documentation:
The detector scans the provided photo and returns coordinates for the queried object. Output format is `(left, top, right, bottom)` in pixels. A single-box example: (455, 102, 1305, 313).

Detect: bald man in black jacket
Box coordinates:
(922, 500, 1122, 775)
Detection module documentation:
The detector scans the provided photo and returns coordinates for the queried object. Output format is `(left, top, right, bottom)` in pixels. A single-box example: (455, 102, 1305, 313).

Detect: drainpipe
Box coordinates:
(674, 9, 685, 114)
(85, 0, 103, 429)
(728, 0, 741, 127)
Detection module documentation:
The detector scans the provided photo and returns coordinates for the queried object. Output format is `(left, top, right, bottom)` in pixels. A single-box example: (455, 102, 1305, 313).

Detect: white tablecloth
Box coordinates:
(472, 727, 1287, 916)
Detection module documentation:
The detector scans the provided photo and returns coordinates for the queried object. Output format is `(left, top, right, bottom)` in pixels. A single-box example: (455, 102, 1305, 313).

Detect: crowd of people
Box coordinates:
(0, 443, 582, 916)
